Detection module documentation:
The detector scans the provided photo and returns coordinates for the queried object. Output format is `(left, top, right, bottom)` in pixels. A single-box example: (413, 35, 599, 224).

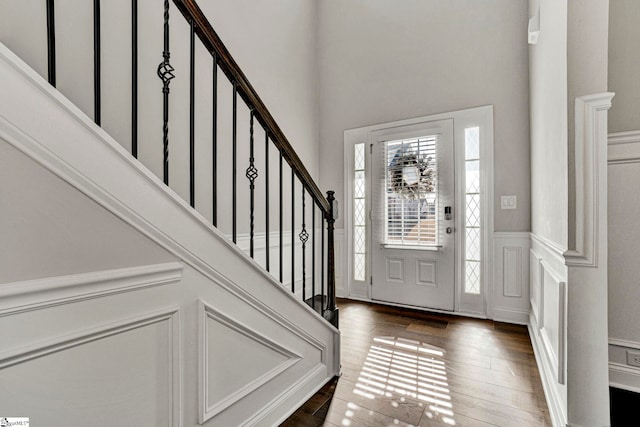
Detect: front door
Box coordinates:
(370, 119, 455, 311)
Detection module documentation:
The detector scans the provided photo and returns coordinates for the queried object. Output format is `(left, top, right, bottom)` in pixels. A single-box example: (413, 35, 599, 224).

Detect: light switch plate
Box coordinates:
(501, 195, 517, 210)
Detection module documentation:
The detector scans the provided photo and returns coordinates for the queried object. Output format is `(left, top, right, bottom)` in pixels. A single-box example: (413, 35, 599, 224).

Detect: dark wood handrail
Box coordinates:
(172, 0, 330, 215)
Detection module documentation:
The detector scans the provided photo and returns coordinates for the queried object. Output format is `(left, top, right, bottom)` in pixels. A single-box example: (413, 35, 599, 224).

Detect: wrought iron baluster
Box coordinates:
(279, 151, 283, 283)
(321, 209, 325, 310)
(291, 170, 295, 293)
(265, 132, 270, 271)
(189, 18, 195, 208)
(46, 0, 56, 86)
(300, 188, 309, 302)
(326, 190, 337, 320)
(232, 82, 237, 243)
(93, 0, 101, 125)
(157, 0, 174, 185)
(131, 0, 138, 157)
(212, 53, 218, 227)
(312, 203, 316, 311)
(246, 110, 258, 258)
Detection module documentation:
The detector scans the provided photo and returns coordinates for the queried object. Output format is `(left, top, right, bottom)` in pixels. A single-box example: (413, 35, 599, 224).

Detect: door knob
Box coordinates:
(446, 227, 453, 234)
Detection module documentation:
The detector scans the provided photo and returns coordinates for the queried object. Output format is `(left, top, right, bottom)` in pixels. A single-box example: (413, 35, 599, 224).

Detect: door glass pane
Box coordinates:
(353, 143, 367, 282)
(464, 127, 481, 295)
(384, 136, 438, 246)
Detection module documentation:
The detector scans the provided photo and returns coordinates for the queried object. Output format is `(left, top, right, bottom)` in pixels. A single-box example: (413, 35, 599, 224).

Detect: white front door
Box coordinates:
(370, 119, 455, 311)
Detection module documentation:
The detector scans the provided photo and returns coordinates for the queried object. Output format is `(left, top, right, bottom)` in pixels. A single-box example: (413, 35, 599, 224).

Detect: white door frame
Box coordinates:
(343, 106, 494, 317)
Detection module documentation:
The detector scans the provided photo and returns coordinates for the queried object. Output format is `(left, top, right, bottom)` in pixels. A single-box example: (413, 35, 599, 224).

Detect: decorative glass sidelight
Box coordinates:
(383, 136, 438, 246)
(464, 127, 481, 294)
(353, 143, 366, 281)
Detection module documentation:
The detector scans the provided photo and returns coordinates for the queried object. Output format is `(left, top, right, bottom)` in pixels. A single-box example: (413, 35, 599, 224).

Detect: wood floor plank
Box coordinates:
(281, 299, 551, 427)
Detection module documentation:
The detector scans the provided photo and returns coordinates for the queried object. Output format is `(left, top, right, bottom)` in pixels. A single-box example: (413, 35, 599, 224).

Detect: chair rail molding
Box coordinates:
(564, 92, 614, 267)
(0, 262, 183, 317)
(608, 129, 640, 165)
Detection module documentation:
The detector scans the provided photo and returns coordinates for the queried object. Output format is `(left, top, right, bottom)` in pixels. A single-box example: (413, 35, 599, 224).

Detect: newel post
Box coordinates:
(325, 190, 339, 328)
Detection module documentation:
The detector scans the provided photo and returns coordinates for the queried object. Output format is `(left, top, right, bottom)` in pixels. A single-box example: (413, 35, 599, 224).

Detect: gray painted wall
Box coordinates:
(529, 0, 568, 247)
(317, 0, 531, 232)
(609, 0, 640, 133)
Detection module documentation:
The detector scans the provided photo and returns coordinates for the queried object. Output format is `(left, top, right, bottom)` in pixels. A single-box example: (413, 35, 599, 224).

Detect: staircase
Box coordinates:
(0, 1, 339, 425)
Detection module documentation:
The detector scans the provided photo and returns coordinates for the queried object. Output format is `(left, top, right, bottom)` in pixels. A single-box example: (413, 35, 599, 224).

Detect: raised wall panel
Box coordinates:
(491, 232, 530, 324)
(0, 308, 180, 427)
(416, 260, 436, 287)
(540, 265, 566, 385)
(199, 301, 302, 424)
(503, 246, 522, 297)
(386, 258, 405, 283)
(530, 249, 542, 326)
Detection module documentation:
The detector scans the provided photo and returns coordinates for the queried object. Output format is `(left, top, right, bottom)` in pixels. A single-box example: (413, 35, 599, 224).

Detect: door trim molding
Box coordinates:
(343, 106, 495, 317)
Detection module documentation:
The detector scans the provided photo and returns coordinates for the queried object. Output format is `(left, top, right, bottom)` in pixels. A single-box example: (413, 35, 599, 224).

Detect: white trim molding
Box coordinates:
(0, 262, 183, 317)
(343, 106, 494, 317)
(564, 92, 614, 267)
(608, 130, 640, 165)
(198, 300, 302, 424)
(0, 307, 182, 426)
(609, 338, 640, 392)
(491, 232, 531, 325)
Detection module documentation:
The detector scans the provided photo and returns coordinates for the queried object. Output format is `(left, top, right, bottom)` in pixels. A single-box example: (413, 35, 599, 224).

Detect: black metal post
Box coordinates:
(291, 170, 295, 293)
(93, 0, 101, 125)
(300, 187, 308, 302)
(265, 132, 270, 272)
(325, 190, 338, 327)
(46, 0, 56, 86)
(189, 18, 195, 208)
(312, 203, 316, 311)
(279, 152, 283, 283)
(212, 54, 218, 227)
(232, 82, 237, 243)
(246, 110, 257, 258)
(131, 0, 138, 157)
(157, 0, 174, 185)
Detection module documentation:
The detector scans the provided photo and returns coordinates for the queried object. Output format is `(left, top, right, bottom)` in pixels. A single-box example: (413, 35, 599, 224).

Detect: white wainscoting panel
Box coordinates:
(0, 307, 181, 426)
(198, 301, 302, 423)
(609, 338, 640, 393)
(529, 249, 543, 327)
(529, 233, 568, 427)
(491, 232, 530, 324)
(608, 130, 640, 393)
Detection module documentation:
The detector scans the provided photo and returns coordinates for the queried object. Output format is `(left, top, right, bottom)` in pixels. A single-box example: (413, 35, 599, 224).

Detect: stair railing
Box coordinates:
(40, 0, 338, 327)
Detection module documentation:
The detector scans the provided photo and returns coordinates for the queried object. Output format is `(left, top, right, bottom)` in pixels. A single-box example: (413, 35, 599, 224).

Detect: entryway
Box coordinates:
(344, 107, 493, 316)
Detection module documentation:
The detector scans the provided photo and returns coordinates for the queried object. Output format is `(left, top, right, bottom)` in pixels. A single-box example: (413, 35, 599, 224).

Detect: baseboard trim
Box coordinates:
(491, 306, 528, 325)
(528, 316, 567, 427)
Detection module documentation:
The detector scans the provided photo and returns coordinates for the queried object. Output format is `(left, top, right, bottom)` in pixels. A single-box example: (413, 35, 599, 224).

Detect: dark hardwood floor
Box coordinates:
(281, 298, 551, 427)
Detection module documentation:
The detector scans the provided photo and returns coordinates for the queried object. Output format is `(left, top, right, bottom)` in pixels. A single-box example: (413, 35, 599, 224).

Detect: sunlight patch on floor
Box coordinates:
(341, 336, 457, 426)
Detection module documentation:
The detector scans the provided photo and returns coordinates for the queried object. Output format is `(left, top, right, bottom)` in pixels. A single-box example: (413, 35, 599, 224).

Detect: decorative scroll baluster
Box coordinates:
(157, 0, 174, 185)
(299, 188, 309, 302)
(46, 0, 56, 86)
(212, 53, 218, 227)
(131, 0, 138, 157)
(279, 151, 284, 283)
(232, 82, 237, 243)
(246, 110, 258, 258)
(189, 18, 195, 208)
(93, 0, 101, 125)
(265, 132, 270, 272)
